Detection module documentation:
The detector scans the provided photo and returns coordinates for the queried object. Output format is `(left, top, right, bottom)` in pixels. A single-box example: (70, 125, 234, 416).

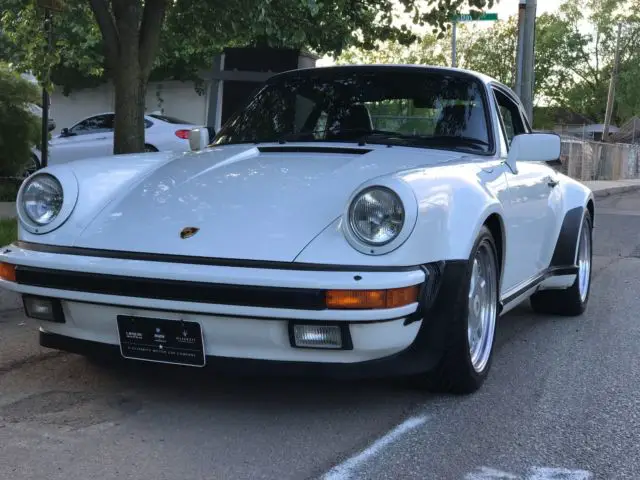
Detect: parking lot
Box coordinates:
(1, 191, 640, 480)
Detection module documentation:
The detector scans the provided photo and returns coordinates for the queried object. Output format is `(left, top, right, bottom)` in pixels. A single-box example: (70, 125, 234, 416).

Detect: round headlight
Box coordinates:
(348, 186, 405, 245)
(22, 174, 64, 225)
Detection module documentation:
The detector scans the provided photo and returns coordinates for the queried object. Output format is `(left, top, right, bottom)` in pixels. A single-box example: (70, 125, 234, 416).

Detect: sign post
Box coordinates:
(36, 0, 62, 169)
(451, 12, 498, 68)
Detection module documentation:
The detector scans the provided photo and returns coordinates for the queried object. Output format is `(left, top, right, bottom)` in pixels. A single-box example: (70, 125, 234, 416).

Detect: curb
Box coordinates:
(592, 185, 640, 198)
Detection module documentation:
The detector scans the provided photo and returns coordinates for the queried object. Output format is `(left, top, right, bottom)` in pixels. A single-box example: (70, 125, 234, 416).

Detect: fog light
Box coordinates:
(22, 295, 65, 323)
(291, 324, 347, 349)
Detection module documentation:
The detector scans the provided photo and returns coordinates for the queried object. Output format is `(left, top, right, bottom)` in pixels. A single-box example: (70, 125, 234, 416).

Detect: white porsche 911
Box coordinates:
(0, 65, 594, 393)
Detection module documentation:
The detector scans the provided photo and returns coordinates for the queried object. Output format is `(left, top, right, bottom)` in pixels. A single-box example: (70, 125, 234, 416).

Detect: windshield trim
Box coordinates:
(212, 66, 497, 157)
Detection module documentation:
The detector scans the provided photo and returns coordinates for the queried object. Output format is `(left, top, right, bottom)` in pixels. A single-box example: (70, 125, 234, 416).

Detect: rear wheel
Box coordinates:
(530, 209, 593, 316)
(144, 144, 158, 152)
(415, 225, 500, 394)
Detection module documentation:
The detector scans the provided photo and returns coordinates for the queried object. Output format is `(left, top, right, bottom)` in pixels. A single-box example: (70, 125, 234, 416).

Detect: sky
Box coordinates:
(493, 0, 559, 19)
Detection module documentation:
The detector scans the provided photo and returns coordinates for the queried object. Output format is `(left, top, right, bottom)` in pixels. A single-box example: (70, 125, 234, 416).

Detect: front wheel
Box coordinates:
(415, 225, 500, 394)
(530, 209, 593, 316)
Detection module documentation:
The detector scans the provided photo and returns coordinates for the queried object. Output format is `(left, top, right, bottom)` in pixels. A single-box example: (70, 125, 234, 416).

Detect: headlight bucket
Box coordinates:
(22, 174, 63, 225)
(17, 170, 79, 235)
(348, 186, 405, 246)
(342, 180, 418, 256)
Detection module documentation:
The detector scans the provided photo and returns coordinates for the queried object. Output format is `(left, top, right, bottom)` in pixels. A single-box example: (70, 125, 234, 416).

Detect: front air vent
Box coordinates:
(257, 146, 371, 155)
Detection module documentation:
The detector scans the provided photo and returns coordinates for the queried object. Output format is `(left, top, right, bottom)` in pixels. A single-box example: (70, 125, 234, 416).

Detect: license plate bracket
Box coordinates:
(116, 315, 206, 367)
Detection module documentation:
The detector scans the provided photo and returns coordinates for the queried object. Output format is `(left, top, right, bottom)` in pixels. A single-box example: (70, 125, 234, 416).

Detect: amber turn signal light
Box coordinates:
(0, 262, 16, 282)
(326, 285, 419, 310)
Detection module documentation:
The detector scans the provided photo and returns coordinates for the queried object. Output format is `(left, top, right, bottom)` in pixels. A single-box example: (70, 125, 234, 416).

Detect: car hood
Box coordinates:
(73, 143, 464, 261)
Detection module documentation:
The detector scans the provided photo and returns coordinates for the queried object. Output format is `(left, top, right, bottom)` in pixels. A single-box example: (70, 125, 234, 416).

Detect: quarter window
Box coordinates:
(492, 89, 526, 147)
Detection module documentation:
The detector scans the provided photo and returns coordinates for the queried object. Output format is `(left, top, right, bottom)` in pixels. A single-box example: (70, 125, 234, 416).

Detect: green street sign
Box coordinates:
(453, 12, 498, 22)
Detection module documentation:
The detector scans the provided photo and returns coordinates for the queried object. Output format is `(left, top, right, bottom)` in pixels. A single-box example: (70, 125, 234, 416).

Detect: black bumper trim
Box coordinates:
(38, 260, 470, 379)
(15, 265, 328, 310)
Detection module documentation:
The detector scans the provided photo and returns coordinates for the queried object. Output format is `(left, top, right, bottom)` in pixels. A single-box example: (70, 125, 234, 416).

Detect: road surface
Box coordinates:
(1, 191, 639, 480)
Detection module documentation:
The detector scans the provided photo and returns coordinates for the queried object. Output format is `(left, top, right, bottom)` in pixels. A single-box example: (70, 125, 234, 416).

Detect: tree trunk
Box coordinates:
(90, 0, 167, 155)
(113, 62, 146, 154)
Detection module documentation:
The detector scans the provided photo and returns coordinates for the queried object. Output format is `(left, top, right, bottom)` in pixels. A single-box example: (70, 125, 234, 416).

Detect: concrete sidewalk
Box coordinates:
(2, 179, 640, 219)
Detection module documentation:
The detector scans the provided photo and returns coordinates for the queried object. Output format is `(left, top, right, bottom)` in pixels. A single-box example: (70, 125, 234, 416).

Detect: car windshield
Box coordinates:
(212, 68, 493, 154)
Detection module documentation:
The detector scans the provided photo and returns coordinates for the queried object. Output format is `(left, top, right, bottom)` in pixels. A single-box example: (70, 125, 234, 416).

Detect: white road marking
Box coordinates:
(321, 415, 428, 480)
(465, 467, 520, 479)
(528, 467, 593, 480)
(466, 467, 593, 480)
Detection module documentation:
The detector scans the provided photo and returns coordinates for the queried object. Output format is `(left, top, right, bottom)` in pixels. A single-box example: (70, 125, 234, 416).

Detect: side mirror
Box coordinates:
(506, 133, 561, 171)
(60, 127, 70, 137)
(189, 127, 210, 152)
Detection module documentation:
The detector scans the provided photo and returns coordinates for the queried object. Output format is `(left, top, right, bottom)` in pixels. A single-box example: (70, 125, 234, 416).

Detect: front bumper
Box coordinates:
(0, 242, 468, 376)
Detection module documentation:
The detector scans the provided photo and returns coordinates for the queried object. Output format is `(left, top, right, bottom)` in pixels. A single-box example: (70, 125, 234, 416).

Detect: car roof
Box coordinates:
(267, 63, 500, 87)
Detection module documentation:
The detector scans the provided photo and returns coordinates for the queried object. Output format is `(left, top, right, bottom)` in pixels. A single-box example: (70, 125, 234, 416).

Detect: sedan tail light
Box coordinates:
(175, 129, 190, 139)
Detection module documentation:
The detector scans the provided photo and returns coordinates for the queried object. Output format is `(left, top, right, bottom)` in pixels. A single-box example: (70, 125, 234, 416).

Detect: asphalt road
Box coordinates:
(1, 192, 640, 480)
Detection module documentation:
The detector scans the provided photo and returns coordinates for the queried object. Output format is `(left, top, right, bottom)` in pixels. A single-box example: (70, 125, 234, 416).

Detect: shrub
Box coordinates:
(0, 63, 40, 177)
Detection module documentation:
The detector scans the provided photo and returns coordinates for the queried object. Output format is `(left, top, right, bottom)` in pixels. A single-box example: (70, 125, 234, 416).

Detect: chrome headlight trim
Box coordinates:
(342, 179, 418, 256)
(348, 186, 405, 246)
(17, 170, 79, 235)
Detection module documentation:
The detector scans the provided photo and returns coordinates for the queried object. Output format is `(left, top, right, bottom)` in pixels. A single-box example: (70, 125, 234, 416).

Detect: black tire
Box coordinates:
(144, 144, 158, 152)
(530, 209, 593, 316)
(415, 225, 500, 394)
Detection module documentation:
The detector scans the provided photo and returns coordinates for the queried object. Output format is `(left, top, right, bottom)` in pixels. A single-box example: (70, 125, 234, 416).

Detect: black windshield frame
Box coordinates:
(212, 65, 497, 156)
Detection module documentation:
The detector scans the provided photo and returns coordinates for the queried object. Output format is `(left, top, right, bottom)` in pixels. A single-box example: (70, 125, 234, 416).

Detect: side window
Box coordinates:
(492, 89, 526, 147)
(69, 114, 114, 136)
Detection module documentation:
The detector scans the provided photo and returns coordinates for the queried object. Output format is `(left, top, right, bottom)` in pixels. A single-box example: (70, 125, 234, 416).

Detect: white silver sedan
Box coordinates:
(33, 112, 200, 166)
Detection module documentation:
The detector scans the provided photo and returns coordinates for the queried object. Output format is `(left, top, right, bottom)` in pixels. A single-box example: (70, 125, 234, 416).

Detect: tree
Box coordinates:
(0, 63, 40, 176)
(1, 0, 496, 155)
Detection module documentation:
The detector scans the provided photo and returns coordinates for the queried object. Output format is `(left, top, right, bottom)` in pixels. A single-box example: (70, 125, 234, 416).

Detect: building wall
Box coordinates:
(49, 80, 209, 135)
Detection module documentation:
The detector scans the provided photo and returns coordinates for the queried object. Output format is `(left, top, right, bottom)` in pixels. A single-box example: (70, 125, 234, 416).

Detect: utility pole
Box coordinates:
(603, 23, 623, 143)
(40, 8, 52, 168)
(36, 0, 61, 168)
(514, 0, 527, 97)
(519, 0, 537, 123)
(451, 19, 458, 67)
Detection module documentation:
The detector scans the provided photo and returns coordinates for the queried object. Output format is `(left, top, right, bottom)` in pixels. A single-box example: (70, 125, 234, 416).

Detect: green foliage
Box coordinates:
(1, 0, 494, 94)
(337, 0, 640, 127)
(0, 218, 18, 246)
(0, 63, 40, 177)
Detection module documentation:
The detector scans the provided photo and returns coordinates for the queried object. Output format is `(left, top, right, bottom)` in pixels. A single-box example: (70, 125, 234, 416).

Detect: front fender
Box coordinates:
(294, 166, 507, 267)
(17, 151, 181, 246)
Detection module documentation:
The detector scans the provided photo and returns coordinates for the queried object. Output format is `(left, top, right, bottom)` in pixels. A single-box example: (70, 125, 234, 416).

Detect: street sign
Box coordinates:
(450, 12, 498, 68)
(37, 0, 63, 12)
(453, 12, 498, 22)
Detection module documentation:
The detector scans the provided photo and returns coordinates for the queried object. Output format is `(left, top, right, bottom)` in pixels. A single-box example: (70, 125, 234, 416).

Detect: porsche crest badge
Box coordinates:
(180, 227, 200, 239)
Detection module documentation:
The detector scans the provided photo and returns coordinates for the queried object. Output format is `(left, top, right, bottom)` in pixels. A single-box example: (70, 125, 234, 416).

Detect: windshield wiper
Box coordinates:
(423, 135, 490, 150)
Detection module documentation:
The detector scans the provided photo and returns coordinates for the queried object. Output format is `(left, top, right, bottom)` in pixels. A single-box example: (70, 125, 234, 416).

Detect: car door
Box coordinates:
(492, 86, 563, 293)
(49, 114, 115, 164)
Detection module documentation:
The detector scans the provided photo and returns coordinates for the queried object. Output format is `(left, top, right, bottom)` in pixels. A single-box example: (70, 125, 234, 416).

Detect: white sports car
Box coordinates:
(0, 65, 594, 394)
